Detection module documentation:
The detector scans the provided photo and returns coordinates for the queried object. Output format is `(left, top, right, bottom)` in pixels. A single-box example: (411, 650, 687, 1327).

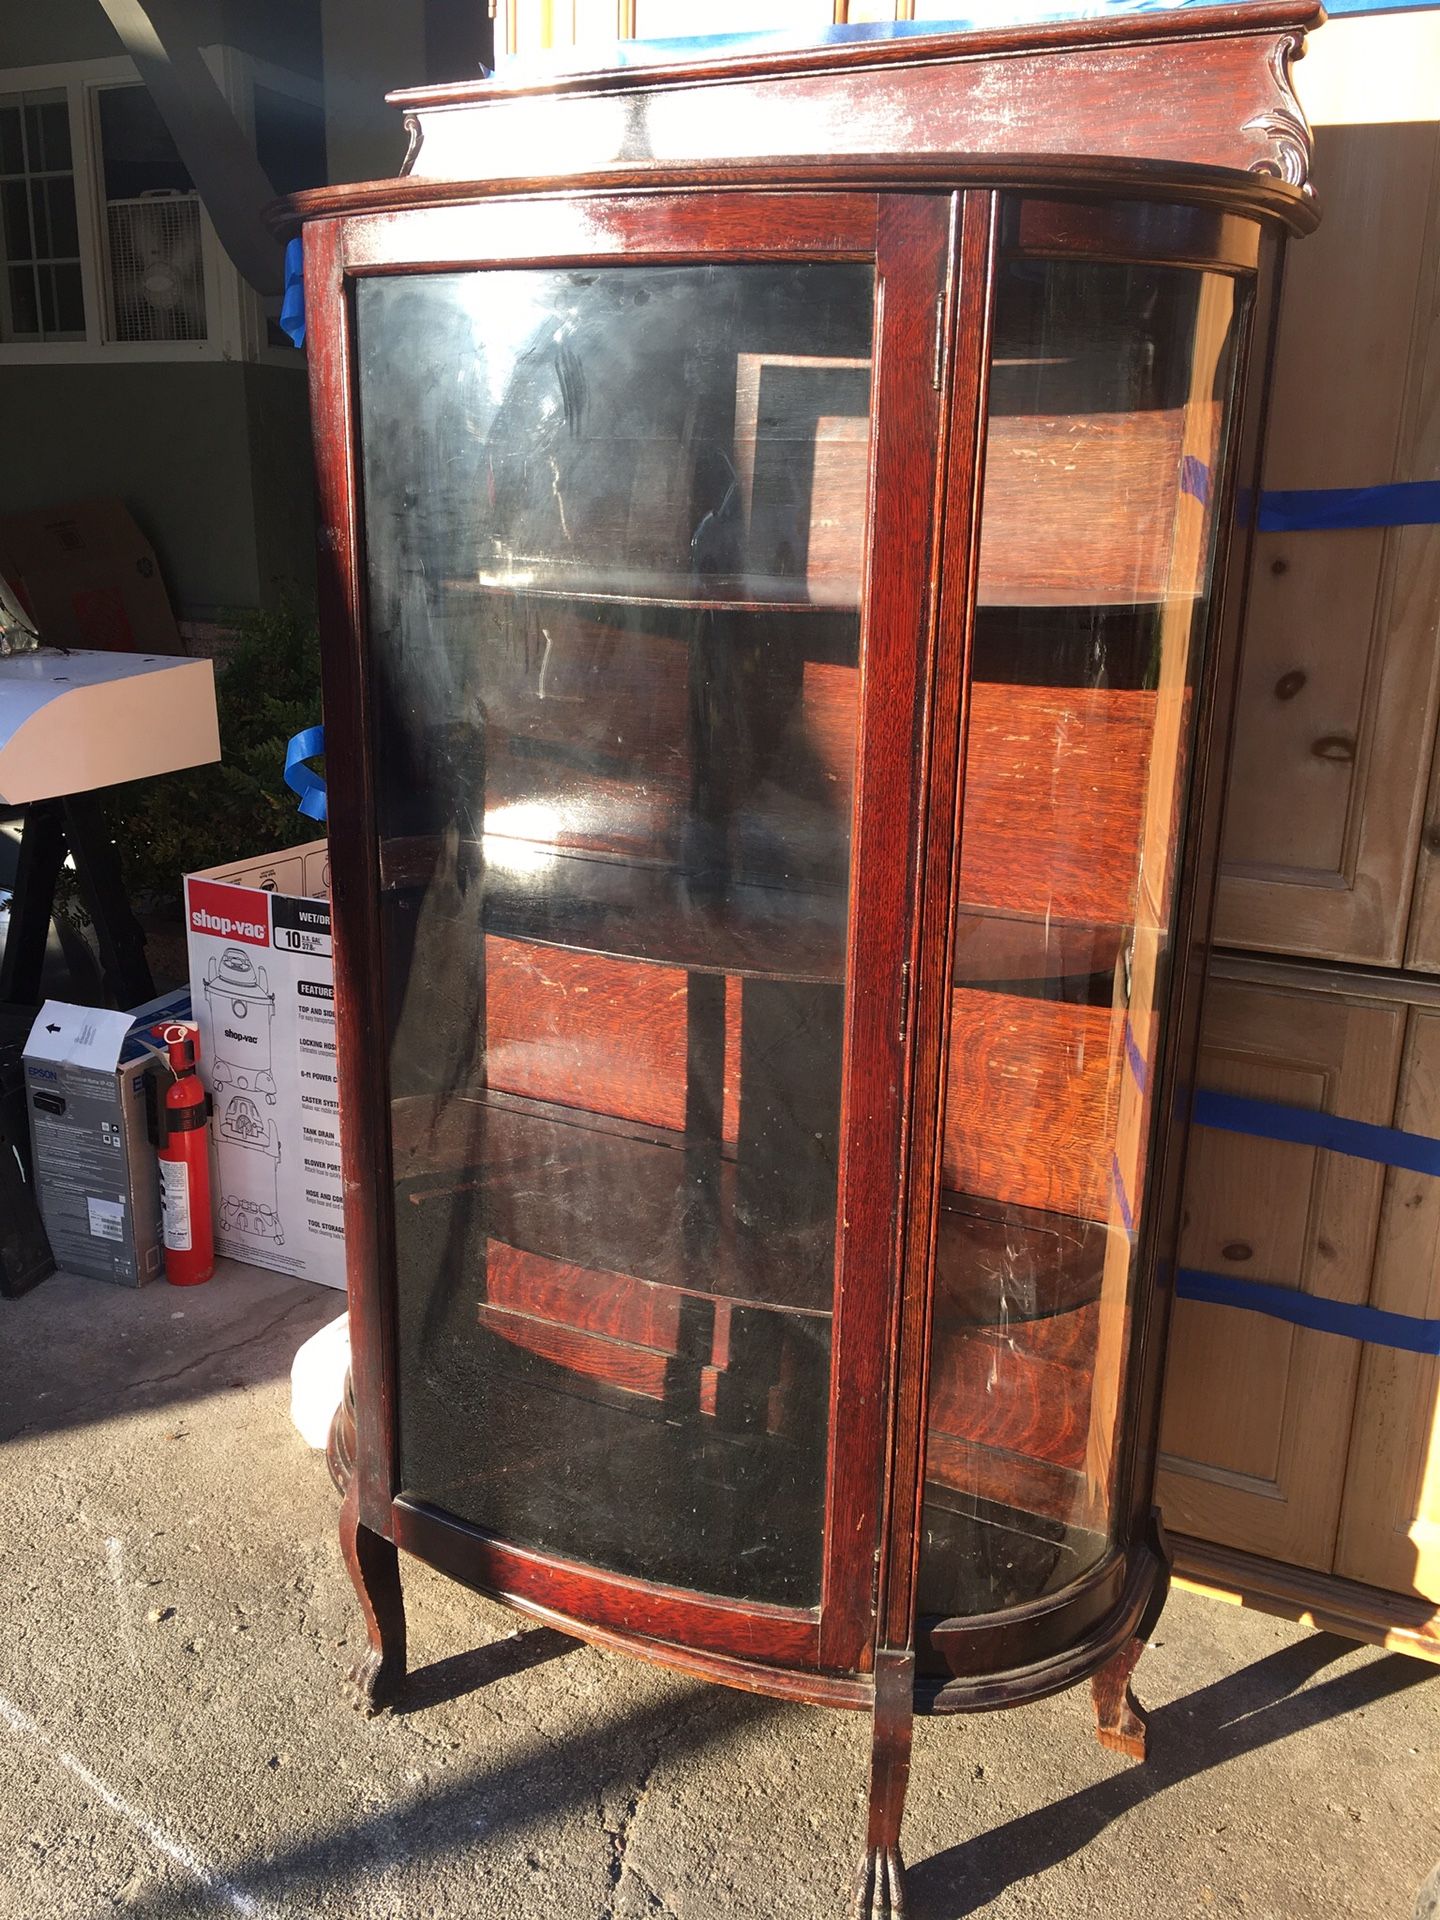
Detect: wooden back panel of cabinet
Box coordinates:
(1214, 29, 1440, 967)
(1335, 1005, 1440, 1599)
(1157, 978, 1403, 1568)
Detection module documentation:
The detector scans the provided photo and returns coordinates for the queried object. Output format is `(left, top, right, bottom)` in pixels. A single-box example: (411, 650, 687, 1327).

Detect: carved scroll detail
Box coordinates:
(1245, 31, 1315, 197)
(400, 113, 423, 177)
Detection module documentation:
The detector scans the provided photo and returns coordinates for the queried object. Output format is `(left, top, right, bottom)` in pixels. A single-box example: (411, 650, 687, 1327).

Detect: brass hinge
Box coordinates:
(932, 290, 946, 390)
(898, 960, 912, 1045)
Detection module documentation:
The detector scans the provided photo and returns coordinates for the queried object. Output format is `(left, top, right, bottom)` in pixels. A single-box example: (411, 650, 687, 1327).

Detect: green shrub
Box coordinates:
(104, 604, 324, 908)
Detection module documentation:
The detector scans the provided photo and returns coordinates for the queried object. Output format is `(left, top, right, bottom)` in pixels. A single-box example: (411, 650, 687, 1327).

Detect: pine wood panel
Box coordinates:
(1215, 116, 1440, 964)
(1398, 186, 1440, 968)
(1334, 1008, 1440, 1598)
(1157, 979, 1404, 1569)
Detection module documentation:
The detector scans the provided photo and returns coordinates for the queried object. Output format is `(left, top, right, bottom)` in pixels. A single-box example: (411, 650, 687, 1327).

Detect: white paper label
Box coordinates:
(87, 1197, 125, 1242)
(160, 1159, 192, 1252)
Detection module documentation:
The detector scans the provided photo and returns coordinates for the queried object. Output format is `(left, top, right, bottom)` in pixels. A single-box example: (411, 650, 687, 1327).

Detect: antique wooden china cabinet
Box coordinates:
(283, 5, 1319, 1907)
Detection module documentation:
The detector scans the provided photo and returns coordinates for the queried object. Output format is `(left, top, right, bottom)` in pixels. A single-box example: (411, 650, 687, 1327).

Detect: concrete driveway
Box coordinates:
(1, 1262, 1435, 1918)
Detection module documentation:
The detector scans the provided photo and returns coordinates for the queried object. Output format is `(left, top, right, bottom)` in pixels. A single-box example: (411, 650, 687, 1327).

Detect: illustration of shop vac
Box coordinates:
(204, 947, 276, 1105)
(216, 1093, 284, 1246)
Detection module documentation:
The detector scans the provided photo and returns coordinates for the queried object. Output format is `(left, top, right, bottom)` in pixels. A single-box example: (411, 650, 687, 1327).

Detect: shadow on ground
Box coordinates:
(0, 1264, 337, 1444)
(126, 1656, 777, 1918)
(912, 1633, 1430, 1918)
(119, 1624, 1429, 1919)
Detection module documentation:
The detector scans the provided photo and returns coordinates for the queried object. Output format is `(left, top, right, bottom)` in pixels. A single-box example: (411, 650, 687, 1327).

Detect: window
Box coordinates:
(95, 84, 207, 343)
(0, 89, 85, 341)
(0, 54, 324, 361)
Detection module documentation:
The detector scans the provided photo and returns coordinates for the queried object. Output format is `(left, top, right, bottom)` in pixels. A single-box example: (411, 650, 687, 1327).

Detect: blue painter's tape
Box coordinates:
(1123, 1017, 1149, 1095)
(1258, 481, 1440, 533)
(1180, 454, 1211, 507)
(1110, 1152, 1136, 1237)
(284, 723, 326, 822)
(1192, 1089, 1440, 1179)
(1176, 1268, 1440, 1357)
(280, 236, 305, 349)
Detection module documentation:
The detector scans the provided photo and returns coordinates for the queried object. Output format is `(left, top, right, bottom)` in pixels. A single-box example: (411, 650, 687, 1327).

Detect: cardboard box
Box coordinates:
(184, 840, 345, 1290)
(23, 987, 190, 1286)
(0, 499, 184, 654)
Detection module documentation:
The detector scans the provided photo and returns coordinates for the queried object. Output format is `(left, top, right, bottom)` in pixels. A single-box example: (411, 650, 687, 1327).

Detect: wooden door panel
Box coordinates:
(1158, 979, 1403, 1568)
(1335, 1008, 1440, 1598)
(1214, 118, 1440, 965)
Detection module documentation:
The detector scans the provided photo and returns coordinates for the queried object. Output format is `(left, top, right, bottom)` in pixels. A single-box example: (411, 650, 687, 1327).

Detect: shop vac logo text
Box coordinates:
(187, 881, 269, 947)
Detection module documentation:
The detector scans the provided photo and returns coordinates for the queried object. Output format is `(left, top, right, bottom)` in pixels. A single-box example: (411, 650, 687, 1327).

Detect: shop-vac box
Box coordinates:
(184, 841, 345, 1290)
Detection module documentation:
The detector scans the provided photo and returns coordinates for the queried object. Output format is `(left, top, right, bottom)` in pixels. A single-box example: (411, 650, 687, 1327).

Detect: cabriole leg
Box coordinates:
(339, 1473, 406, 1715)
(1091, 1633, 1149, 1761)
(852, 1648, 915, 1918)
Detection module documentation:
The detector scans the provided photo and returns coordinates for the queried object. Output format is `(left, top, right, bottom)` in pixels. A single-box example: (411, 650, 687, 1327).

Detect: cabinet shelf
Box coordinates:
(453, 574, 854, 616)
(381, 841, 1148, 992)
(393, 1089, 836, 1319)
(382, 836, 849, 983)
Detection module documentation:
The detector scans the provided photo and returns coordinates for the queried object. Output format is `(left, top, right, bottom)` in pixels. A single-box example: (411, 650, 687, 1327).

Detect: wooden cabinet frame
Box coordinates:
(280, 6, 1320, 1905)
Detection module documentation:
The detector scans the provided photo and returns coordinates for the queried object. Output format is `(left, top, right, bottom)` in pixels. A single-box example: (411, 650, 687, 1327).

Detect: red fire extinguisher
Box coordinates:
(153, 1022, 215, 1287)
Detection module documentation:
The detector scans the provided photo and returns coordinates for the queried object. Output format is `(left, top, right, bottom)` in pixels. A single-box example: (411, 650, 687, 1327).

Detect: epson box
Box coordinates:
(24, 988, 190, 1285)
(184, 841, 345, 1290)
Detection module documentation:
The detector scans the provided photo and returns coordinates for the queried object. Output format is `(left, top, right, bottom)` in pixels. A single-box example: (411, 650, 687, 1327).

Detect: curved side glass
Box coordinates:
(354, 263, 875, 1608)
(917, 248, 1244, 1620)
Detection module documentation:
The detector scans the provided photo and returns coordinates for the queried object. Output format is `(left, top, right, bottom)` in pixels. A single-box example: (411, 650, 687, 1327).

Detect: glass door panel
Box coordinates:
(354, 262, 874, 1608)
(919, 252, 1242, 1618)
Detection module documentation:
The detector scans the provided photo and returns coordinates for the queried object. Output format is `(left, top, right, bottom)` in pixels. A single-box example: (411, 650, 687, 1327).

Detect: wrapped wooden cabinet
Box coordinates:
(281, 7, 1322, 1906)
(1214, 25, 1440, 968)
(1166, 967, 1440, 1658)
(1164, 9, 1440, 1660)
(1158, 976, 1403, 1570)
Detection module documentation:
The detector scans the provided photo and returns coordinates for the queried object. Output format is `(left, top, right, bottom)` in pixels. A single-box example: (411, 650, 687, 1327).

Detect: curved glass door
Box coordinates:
(918, 250, 1243, 1618)
(354, 262, 874, 1608)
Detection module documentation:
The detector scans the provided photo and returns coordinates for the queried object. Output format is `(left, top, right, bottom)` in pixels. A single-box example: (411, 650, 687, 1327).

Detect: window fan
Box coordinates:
(105, 189, 206, 342)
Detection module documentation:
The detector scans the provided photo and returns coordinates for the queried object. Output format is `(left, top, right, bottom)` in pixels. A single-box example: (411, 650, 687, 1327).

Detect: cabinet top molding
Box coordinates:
(277, 1, 1322, 235)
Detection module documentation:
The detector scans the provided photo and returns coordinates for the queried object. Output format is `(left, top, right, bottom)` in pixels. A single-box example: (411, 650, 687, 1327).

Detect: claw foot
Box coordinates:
(852, 1846, 907, 1919)
(1095, 1686, 1148, 1761)
(344, 1645, 401, 1717)
(1091, 1635, 1149, 1762)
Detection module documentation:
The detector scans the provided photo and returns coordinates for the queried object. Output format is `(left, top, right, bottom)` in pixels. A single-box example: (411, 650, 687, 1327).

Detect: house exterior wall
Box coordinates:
(320, 0, 427, 184)
(0, 5, 321, 621)
(0, 360, 313, 618)
(0, 0, 128, 69)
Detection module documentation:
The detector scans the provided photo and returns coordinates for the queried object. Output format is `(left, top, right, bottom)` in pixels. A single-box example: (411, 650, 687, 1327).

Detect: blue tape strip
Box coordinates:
(1180, 454, 1211, 508)
(1192, 1088, 1440, 1179)
(1123, 1017, 1149, 1095)
(280, 236, 305, 350)
(1176, 1268, 1440, 1357)
(1258, 481, 1440, 533)
(1110, 1152, 1136, 1237)
(284, 723, 326, 822)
